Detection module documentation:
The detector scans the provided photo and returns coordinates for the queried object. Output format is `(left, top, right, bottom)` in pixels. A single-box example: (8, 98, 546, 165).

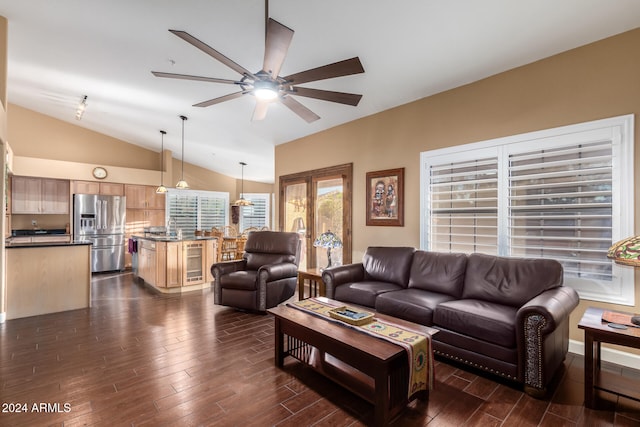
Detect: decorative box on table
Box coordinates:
(328, 306, 375, 326)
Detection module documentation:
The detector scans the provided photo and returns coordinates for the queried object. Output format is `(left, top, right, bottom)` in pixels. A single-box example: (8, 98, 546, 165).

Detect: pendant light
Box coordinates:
(232, 161, 253, 206)
(175, 115, 189, 189)
(156, 130, 168, 194)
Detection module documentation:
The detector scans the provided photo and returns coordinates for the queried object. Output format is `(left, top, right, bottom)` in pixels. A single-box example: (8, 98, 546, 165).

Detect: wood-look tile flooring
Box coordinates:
(1, 272, 639, 426)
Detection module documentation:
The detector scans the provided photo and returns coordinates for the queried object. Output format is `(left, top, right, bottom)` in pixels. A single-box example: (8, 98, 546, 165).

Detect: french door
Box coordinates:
(279, 163, 352, 270)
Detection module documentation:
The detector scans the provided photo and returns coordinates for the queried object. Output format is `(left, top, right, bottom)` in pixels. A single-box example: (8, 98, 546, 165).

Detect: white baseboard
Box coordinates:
(0, 312, 5, 323)
(569, 338, 640, 369)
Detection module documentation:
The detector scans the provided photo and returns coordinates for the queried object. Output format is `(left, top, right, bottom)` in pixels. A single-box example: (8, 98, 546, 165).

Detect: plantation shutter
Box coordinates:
(508, 140, 613, 281)
(167, 190, 229, 237)
(427, 154, 499, 255)
(239, 193, 270, 230)
(168, 192, 198, 236)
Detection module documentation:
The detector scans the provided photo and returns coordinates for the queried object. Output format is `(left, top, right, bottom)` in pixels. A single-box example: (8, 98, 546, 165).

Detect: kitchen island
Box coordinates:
(133, 235, 218, 293)
(6, 241, 92, 320)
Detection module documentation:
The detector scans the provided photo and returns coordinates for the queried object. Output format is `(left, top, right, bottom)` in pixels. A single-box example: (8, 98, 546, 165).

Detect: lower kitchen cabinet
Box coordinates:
(136, 237, 217, 292)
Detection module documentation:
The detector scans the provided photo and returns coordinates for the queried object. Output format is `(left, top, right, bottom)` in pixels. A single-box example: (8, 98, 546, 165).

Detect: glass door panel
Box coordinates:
(314, 177, 344, 269)
(283, 181, 309, 271)
(280, 163, 352, 271)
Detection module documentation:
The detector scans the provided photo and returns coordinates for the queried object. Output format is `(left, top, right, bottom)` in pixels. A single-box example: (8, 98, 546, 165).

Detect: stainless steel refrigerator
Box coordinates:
(73, 194, 126, 273)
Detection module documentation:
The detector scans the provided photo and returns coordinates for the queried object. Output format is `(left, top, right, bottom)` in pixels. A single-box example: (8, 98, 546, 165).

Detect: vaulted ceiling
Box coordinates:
(2, 1, 640, 182)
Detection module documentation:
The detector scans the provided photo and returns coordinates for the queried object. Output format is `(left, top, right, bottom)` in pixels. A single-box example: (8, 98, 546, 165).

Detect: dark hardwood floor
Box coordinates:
(1, 272, 639, 426)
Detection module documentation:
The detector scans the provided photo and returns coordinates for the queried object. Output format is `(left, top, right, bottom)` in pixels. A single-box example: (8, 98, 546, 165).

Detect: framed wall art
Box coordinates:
(366, 167, 404, 226)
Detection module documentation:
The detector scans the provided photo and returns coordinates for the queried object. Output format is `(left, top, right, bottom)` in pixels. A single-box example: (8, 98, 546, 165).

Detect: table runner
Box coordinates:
(289, 298, 434, 398)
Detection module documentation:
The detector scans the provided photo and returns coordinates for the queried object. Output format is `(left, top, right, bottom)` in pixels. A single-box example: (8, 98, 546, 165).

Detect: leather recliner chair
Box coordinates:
(211, 230, 301, 312)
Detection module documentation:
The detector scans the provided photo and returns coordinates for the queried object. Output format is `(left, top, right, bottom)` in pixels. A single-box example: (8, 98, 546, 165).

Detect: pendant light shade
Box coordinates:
(156, 130, 168, 194)
(232, 161, 253, 206)
(175, 115, 189, 189)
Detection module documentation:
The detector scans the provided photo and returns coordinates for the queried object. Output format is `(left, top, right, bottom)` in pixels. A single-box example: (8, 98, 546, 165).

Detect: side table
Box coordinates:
(297, 268, 326, 300)
(578, 306, 640, 408)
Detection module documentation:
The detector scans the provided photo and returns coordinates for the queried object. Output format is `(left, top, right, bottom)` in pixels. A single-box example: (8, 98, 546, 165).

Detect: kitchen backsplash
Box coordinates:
(11, 214, 70, 231)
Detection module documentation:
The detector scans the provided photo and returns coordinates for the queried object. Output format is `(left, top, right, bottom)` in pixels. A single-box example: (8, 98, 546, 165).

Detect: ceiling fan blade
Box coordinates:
(287, 87, 362, 106)
(151, 71, 241, 85)
(280, 96, 320, 123)
(283, 57, 364, 86)
(252, 99, 270, 121)
(263, 18, 294, 78)
(193, 91, 245, 108)
(169, 29, 257, 79)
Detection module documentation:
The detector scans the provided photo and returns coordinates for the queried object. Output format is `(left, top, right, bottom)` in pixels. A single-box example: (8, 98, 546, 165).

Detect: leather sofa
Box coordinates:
(211, 231, 301, 312)
(322, 247, 579, 395)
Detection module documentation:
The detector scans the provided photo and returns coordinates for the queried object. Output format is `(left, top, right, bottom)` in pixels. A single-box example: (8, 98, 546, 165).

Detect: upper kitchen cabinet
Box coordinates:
(125, 184, 165, 210)
(72, 180, 124, 196)
(12, 176, 70, 214)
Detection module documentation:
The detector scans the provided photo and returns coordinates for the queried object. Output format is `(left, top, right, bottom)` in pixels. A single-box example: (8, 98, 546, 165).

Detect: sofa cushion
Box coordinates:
(245, 253, 294, 271)
(219, 271, 258, 291)
(434, 299, 518, 348)
(462, 253, 563, 307)
(334, 281, 402, 308)
(408, 251, 467, 298)
(362, 247, 415, 287)
(375, 288, 456, 325)
(243, 231, 299, 270)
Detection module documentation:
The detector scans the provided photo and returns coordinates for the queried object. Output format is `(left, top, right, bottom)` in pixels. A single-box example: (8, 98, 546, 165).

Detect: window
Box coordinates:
(166, 189, 229, 237)
(421, 115, 634, 305)
(238, 193, 271, 231)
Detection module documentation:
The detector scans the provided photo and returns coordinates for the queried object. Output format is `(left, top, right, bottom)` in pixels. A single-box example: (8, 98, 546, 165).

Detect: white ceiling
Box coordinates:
(2, 1, 639, 183)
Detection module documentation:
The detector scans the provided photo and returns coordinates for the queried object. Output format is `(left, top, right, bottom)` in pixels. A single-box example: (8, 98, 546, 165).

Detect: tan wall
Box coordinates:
(7, 103, 272, 198)
(275, 28, 640, 352)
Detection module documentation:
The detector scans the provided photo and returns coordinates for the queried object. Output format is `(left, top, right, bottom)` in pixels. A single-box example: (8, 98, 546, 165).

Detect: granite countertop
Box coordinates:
(132, 235, 217, 242)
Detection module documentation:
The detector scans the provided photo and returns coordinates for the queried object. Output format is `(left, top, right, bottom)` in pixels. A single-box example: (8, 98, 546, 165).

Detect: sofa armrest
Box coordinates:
(211, 260, 247, 280)
(322, 263, 365, 298)
(516, 286, 579, 332)
(258, 263, 298, 283)
(516, 286, 579, 392)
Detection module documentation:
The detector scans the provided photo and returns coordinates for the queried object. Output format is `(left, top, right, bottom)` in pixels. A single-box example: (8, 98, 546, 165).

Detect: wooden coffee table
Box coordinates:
(268, 298, 437, 426)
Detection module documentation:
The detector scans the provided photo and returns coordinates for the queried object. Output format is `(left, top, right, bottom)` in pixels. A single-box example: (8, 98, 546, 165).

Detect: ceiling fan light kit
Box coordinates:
(152, 6, 364, 123)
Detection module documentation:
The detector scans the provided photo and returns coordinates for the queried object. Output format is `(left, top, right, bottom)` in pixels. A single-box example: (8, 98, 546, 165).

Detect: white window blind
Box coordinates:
(167, 189, 229, 237)
(421, 115, 634, 305)
(428, 156, 498, 254)
(239, 193, 271, 231)
(508, 141, 613, 282)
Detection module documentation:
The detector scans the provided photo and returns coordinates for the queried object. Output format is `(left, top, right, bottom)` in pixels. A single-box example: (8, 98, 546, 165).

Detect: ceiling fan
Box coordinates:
(152, 7, 364, 123)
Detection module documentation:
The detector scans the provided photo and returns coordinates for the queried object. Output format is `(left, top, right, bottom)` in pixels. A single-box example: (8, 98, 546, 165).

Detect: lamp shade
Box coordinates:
(607, 235, 640, 266)
(313, 230, 343, 249)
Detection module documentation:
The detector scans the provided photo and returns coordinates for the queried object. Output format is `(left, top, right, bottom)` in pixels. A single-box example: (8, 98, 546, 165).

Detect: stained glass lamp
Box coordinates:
(313, 230, 343, 270)
(607, 235, 640, 266)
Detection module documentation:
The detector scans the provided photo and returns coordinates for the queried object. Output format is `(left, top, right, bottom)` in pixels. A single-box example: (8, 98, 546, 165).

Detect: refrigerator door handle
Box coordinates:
(102, 200, 108, 229)
(95, 199, 101, 230)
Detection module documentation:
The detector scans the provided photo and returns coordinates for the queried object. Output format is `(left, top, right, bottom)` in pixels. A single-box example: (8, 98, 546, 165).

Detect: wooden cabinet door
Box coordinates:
(100, 183, 124, 196)
(165, 242, 182, 287)
(41, 179, 70, 214)
(11, 176, 41, 214)
(72, 180, 100, 194)
(125, 185, 147, 209)
(145, 186, 166, 210)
